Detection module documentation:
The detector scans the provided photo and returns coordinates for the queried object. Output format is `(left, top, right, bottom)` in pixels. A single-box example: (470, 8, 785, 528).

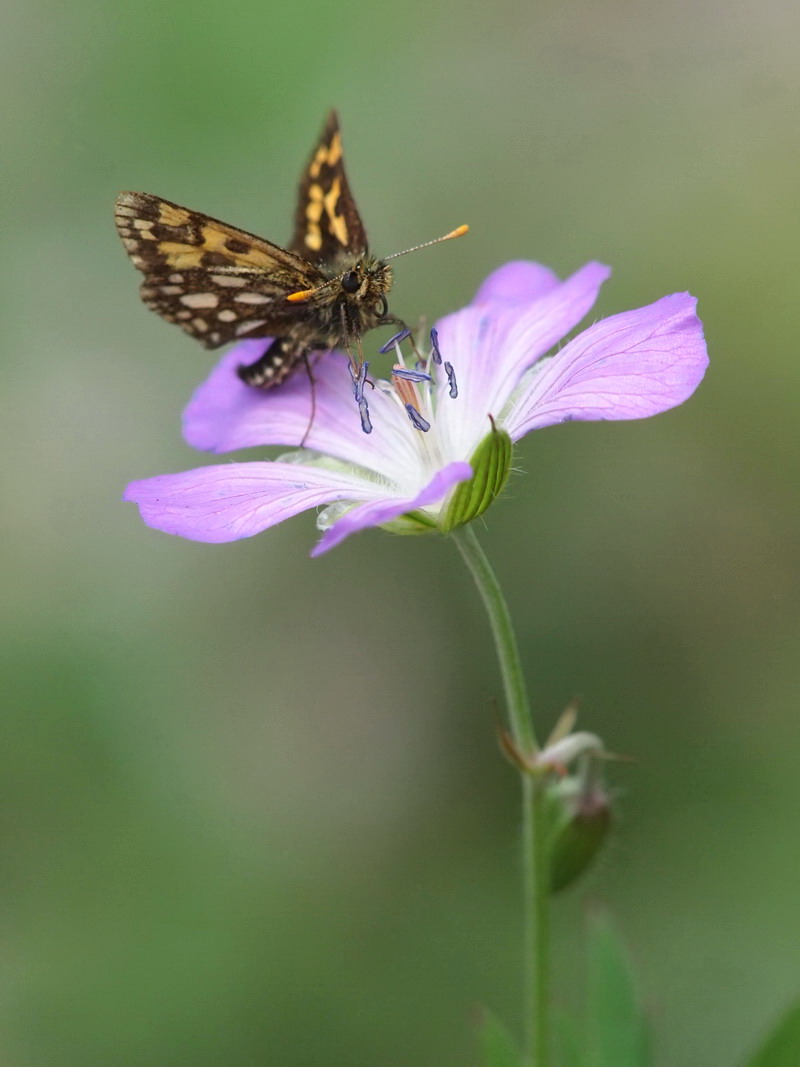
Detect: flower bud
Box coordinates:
(547, 775, 612, 893)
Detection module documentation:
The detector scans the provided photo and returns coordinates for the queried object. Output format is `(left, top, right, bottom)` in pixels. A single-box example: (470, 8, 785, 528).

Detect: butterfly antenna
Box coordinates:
(286, 279, 334, 304)
(287, 226, 469, 302)
(384, 224, 469, 261)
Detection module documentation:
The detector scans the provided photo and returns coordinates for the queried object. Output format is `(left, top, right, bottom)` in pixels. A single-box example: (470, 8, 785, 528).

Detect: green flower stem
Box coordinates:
(451, 525, 550, 1067)
(451, 525, 537, 755)
(522, 774, 550, 1067)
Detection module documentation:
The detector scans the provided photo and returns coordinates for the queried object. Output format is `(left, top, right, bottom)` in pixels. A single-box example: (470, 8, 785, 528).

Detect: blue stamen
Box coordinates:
(359, 396, 373, 434)
(444, 361, 458, 399)
(429, 327, 442, 364)
(404, 403, 430, 432)
(349, 360, 369, 402)
(379, 328, 412, 354)
(392, 368, 432, 383)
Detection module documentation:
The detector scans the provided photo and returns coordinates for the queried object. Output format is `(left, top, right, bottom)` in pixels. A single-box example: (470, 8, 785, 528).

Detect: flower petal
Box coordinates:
(434, 261, 611, 461)
(124, 462, 379, 544)
(182, 342, 404, 477)
(473, 260, 562, 306)
(311, 461, 473, 557)
(504, 292, 708, 439)
(182, 341, 277, 452)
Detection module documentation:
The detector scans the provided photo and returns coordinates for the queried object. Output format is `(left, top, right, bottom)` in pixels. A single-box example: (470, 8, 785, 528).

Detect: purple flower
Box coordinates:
(124, 261, 708, 556)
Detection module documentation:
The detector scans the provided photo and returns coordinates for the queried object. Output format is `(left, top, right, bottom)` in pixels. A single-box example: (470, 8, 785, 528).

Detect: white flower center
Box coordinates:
(375, 329, 460, 494)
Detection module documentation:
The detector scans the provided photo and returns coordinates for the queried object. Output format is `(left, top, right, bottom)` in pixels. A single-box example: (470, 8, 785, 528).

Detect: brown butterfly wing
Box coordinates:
(115, 192, 325, 348)
(289, 110, 368, 262)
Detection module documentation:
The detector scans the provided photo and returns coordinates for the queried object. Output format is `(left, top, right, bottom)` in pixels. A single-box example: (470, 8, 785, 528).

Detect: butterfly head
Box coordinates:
(337, 253, 393, 316)
(288, 252, 393, 330)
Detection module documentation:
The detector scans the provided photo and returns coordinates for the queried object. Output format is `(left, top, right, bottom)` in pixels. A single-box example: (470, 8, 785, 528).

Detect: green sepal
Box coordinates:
(440, 424, 513, 533)
(379, 509, 440, 536)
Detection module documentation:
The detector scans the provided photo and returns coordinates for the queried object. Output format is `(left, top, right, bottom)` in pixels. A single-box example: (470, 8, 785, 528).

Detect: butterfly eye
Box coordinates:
(341, 270, 360, 294)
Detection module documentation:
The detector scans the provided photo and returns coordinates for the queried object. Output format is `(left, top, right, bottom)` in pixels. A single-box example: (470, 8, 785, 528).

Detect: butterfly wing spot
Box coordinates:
(304, 184, 328, 251)
(233, 292, 272, 305)
(308, 130, 342, 179)
(304, 229, 323, 252)
(158, 203, 191, 227)
(179, 292, 219, 309)
(323, 178, 348, 246)
(308, 147, 327, 180)
(326, 131, 342, 166)
(223, 237, 251, 254)
(156, 243, 207, 270)
(209, 274, 247, 287)
(217, 309, 237, 322)
(235, 318, 268, 336)
(303, 176, 348, 251)
(306, 188, 325, 223)
(195, 226, 278, 271)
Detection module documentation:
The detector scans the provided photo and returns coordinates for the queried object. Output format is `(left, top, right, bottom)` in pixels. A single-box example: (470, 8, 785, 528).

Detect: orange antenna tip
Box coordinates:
(287, 288, 315, 303)
(385, 223, 470, 261)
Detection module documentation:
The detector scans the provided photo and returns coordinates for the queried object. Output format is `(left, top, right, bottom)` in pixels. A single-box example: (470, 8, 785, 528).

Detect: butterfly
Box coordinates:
(115, 110, 467, 391)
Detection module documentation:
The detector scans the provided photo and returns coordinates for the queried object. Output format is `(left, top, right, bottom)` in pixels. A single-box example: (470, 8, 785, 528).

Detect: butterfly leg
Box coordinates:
(379, 314, 409, 332)
(237, 337, 306, 389)
(299, 352, 318, 448)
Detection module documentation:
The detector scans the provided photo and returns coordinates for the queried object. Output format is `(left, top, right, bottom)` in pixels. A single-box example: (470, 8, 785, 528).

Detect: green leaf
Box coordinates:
(477, 1008, 523, 1067)
(744, 999, 800, 1067)
(586, 914, 650, 1067)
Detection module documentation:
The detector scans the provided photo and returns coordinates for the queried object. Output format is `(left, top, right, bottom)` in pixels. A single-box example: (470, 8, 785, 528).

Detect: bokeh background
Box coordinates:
(3, 0, 799, 1063)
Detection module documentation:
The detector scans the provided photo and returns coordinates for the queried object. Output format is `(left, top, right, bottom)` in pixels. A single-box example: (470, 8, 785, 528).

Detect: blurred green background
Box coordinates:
(3, 0, 799, 1063)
